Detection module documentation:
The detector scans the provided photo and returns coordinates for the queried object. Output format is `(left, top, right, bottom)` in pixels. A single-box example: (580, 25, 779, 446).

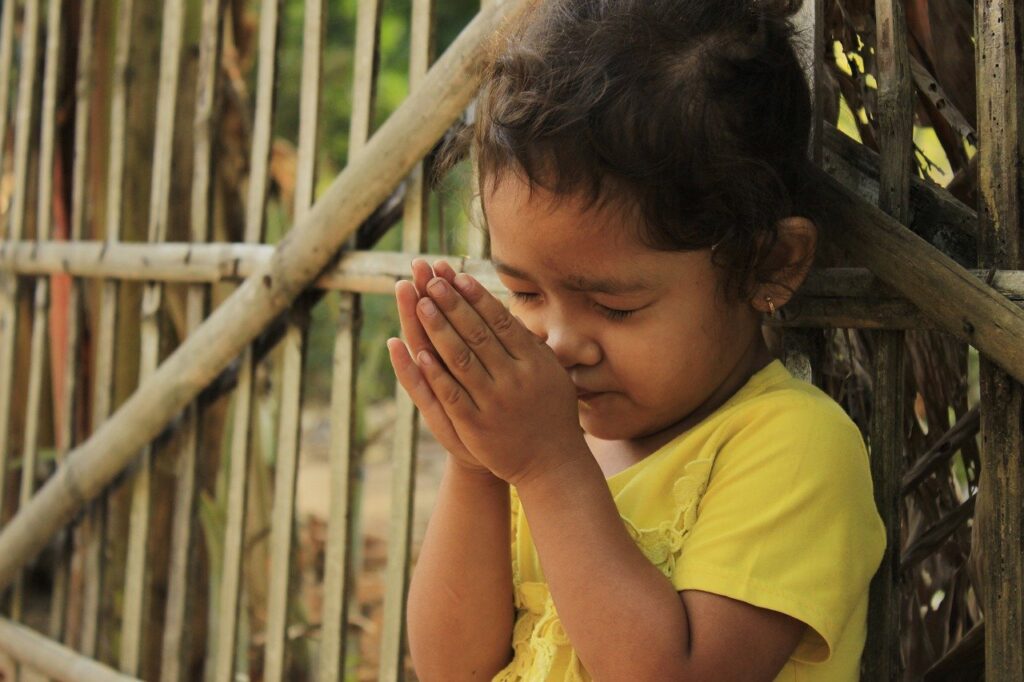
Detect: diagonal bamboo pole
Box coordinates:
(809, 164, 1024, 385)
(0, 0, 539, 592)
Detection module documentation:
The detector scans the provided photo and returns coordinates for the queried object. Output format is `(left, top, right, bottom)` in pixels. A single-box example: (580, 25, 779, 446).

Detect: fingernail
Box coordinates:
(419, 297, 438, 316)
(428, 278, 447, 296)
(418, 350, 434, 365)
(453, 273, 471, 293)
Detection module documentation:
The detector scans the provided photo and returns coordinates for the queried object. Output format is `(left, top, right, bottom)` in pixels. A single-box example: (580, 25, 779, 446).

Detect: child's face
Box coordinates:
(485, 173, 767, 445)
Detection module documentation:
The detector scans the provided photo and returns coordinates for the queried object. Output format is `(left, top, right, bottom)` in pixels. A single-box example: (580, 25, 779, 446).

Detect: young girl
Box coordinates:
(387, 0, 886, 679)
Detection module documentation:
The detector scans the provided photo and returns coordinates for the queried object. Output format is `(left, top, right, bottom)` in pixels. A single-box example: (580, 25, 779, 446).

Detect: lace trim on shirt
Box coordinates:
(495, 454, 716, 681)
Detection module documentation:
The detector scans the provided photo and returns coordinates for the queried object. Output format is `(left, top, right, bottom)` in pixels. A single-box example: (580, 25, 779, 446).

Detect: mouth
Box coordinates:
(575, 389, 604, 402)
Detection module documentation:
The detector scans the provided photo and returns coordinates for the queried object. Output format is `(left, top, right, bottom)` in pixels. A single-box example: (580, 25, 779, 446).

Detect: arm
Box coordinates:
(516, 449, 804, 680)
(390, 261, 514, 679)
(406, 458, 514, 680)
(406, 271, 805, 680)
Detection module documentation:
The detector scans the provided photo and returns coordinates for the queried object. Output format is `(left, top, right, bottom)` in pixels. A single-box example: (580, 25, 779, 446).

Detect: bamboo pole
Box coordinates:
(214, 0, 283, 679)
(12, 0, 63, 629)
(381, 1, 435, 677)
(0, 0, 41, 540)
(80, 0, 135, 656)
(120, 0, 187, 675)
(0, 0, 538, 593)
(975, 0, 1024, 678)
(4, 241, 1024, 320)
(863, 1, 911, 679)
(0, 0, 16, 231)
(262, 0, 324, 677)
(50, 0, 96, 647)
(0, 618, 140, 682)
(159, 2, 223, 679)
(318, 0, 381, 676)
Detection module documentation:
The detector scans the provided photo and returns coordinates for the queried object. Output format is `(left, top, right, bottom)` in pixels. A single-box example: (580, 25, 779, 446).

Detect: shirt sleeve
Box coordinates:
(671, 395, 886, 663)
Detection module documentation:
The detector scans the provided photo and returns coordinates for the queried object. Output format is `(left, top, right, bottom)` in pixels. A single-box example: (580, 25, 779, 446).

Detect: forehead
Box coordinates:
(483, 173, 648, 265)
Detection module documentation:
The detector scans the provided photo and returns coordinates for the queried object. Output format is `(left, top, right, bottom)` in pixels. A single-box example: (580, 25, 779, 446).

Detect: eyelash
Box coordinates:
(509, 291, 637, 321)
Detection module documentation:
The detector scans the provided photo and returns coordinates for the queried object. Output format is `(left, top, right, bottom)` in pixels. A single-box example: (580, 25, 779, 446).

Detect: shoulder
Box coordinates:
(710, 379, 869, 485)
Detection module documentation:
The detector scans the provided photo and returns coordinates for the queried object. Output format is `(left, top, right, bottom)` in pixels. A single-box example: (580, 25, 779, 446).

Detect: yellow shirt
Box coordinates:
(495, 359, 887, 681)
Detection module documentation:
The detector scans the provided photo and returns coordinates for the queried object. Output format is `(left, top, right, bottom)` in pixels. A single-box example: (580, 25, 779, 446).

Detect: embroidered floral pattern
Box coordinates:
(495, 453, 717, 681)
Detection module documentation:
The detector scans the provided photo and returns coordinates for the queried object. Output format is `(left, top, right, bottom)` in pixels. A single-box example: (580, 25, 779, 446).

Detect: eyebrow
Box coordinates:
(492, 258, 655, 295)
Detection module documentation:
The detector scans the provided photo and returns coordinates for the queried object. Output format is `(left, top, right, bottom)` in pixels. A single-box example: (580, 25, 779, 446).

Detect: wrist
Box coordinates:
(509, 440, 597, 493)
(446, 455, 507, 490)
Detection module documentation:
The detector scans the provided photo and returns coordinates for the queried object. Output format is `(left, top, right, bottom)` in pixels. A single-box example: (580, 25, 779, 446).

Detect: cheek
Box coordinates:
(509, 302, 546, 341)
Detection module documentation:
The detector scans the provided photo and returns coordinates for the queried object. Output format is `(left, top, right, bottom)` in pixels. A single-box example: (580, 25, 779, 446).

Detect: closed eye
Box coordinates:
(511, 291, 638, 322)
(597, 304, 637, 321)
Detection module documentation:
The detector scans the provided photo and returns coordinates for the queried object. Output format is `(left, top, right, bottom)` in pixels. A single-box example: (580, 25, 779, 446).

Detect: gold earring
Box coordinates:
(765, 295, 776, 316)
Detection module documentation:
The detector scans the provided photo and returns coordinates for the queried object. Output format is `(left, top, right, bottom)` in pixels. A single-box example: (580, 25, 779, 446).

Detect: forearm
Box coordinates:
(407, 457, 515, 680)
(515, 451, 692, 680)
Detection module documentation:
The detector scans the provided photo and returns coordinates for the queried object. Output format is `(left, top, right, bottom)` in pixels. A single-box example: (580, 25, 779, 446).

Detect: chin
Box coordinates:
(579, 413, 643, 442)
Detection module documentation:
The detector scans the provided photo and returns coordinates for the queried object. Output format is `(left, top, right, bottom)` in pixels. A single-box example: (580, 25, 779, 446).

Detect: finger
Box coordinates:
(396, 280, 437, 362)
(387, 338, 473, 447)
(411, 344, 480, 418)
(411, 258, 435, 297)
(432, 259, 458, 283)
(449, 272, 540, 359)
(417, 293, 496, 393)
(423, 276, 513, 372)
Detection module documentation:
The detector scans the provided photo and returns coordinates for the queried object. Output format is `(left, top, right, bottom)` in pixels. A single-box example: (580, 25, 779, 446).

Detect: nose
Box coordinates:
(523, 310, 601, 369)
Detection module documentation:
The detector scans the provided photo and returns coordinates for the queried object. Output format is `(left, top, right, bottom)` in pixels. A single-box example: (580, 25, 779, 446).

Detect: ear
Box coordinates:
(751, 216, 817, 313)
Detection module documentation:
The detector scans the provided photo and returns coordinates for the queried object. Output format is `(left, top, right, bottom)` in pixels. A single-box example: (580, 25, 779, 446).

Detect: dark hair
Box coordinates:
(446, 0, 815, 301)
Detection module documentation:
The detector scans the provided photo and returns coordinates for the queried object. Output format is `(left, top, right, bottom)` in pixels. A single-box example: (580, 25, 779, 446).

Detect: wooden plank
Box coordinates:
(214, 1, 283, 679)
(159, 1, 224, 679)
(81, 0, 136, 656)
(975, 0, 1024, 678)
(319, 0, 380, 676)
(119, 0, 187, 674)
(862, 1, 912, 679)
(0, 0, 41, 541)
(263, 1, 324, 674)
(380, 2, 434, 679)
(0, 0, 540, 593)
(0, 618, 140, 682)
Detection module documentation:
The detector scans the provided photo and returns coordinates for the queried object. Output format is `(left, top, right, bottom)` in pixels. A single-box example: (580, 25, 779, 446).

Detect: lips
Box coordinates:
(575, 387, 603, 400)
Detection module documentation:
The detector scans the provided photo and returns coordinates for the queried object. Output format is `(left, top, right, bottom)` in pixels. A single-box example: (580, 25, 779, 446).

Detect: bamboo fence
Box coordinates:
(0, 0, 1019, 680)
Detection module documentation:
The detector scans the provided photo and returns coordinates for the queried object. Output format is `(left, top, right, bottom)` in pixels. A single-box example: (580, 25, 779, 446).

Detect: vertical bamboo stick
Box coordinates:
(0, 0, 41, 543)
(12, 0, 63, 628)
(863, 1, 912, 679)
(975, 0, 1024, 678)
(159, 2, 223, 679)
(50, 0, 96, 645)
(262, 1, 324, 677)
(81, 0, 135, 657)
(380, 2, 434, 679)
(318, 1, 381, 677)
(214, 1, 283, 680)
(0, 0, 16, 238)
(119, 0, 187, 675)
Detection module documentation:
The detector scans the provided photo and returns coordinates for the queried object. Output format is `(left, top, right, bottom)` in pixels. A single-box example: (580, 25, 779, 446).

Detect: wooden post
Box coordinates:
(975, 0, 1024, 678)
(862, 1, 912, 679)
